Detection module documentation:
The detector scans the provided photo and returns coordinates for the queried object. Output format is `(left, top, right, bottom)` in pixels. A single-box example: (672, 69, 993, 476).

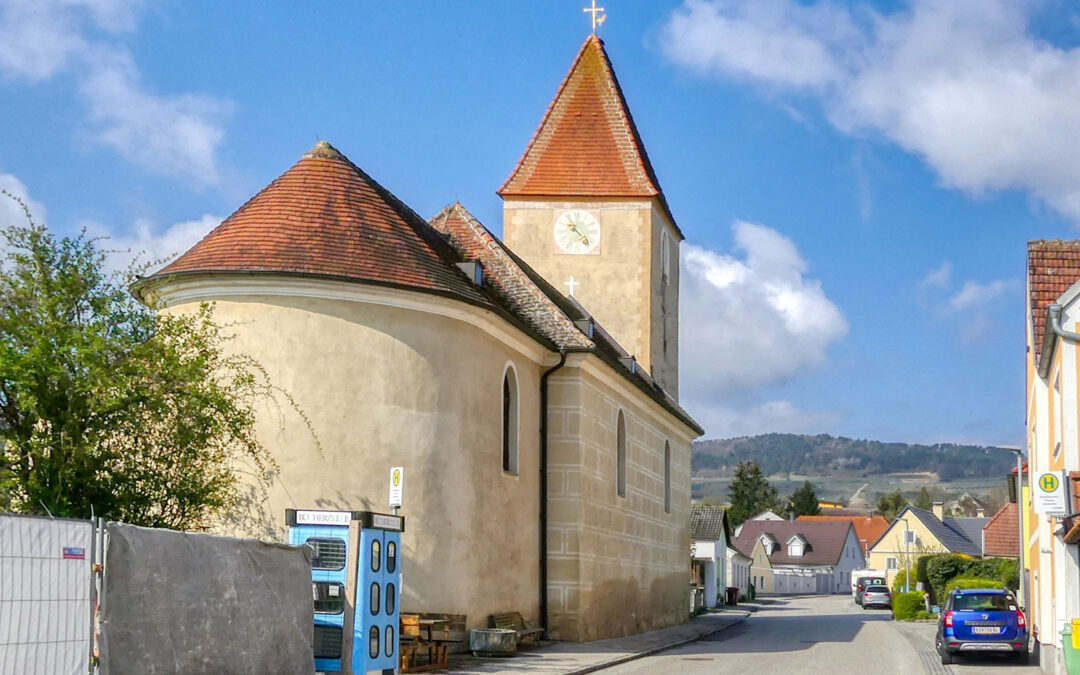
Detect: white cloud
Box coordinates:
(79, 49, 231, 185)
(948, 279, 1011, 312)
(679, 221, 848, 436)
(691, 398, 844, 438)
(0, 172, 47, 227)
(0, 0, 230, 185)
(85, 213, 219, 272)
(659, 0, 1080, 223)
(918, 261, 952, 290)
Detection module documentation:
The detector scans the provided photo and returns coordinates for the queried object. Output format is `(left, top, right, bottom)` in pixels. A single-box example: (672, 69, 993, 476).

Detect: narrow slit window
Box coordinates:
(664, 441, 671, 514)
(502, 367, 519, 474)
(616, 410, 627, 498)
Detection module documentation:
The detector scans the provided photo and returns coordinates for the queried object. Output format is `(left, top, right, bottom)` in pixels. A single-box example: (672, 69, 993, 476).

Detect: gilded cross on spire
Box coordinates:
(583, 0, 606, 33)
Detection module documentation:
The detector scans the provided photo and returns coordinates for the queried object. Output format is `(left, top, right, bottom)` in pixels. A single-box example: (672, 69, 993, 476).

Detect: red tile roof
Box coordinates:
(151, 141, 487, 305)
(981, 502, 1019, 556)
(498, 35, 680, 235)
(1028, 240, 1080, 362)
(429, 202, 592, 350)
(796, 515, 889, 557)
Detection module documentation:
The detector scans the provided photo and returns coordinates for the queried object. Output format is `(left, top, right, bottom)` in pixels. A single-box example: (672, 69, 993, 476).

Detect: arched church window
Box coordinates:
(503, 366, 519, 475)
(616, 410, 626, 498)
(664, 441, 671, 513)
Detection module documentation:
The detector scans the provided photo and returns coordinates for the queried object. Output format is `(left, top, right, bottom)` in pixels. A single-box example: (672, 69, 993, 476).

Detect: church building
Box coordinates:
(138, 35, 702, 641)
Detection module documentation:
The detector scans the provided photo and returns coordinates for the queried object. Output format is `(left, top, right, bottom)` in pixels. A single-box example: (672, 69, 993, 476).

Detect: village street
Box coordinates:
(603, 595, 1038, 675)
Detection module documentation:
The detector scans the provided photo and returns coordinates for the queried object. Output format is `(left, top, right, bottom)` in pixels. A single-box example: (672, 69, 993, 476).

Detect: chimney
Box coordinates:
(932, 502, 944, 520)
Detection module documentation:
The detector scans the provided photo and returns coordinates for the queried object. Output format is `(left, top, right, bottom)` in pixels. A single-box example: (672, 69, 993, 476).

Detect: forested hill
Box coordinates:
(692, 433, 1016, 480)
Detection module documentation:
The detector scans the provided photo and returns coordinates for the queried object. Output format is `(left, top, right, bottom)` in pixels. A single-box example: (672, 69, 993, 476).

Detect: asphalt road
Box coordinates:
(602, 595, 1039, 675)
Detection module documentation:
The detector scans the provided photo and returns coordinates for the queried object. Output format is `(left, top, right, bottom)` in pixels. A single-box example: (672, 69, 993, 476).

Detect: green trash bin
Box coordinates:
(1063, 620, 1080, 675)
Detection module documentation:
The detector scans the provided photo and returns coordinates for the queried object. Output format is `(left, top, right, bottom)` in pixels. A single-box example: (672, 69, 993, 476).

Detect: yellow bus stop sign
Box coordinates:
(1039, 473, 1059, 492)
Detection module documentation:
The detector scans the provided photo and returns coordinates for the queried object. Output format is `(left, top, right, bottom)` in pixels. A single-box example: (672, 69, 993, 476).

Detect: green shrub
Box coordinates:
(915, 610, 936, 620)
(926, 554, 971, 599)
(916, 555, 932, 583)
(892, 570, 916, 593)
(944, 577, 1004, 594)
(892, 592, 924, 621)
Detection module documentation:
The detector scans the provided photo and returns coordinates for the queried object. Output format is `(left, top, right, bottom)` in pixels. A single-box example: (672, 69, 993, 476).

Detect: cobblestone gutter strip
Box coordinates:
(893, 622, 954, 675)
(562, 608, 756, 675)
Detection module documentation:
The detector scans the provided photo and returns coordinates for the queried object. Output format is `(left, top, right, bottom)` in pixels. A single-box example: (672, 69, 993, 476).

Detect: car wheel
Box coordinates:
(940, 649, 952, 665)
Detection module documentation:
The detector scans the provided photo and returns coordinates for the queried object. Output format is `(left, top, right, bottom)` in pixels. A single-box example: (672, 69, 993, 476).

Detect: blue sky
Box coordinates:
(3, 0, 1078, 446)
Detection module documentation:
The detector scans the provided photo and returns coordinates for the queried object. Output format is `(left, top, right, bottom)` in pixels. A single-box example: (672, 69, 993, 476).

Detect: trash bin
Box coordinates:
(1065, 620, 1080, 675)
(726, 587, 739, 606)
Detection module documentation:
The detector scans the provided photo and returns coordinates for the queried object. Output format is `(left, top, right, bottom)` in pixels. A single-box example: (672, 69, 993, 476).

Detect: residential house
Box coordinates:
(1025, 240, 1080, 672)
(797, 514, 889, 564)
(866, 504, 988, 586)
(734, 520, 863, 595)
(982, 502, 1019, 557)
(690, 505, 731, 608)
(733, 509, 784, 536)
(726, 545, 752, 600)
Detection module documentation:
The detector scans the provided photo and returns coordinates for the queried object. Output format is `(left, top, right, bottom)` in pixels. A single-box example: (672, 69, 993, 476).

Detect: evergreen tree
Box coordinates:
(727, 460, 782, 525)
(877, 490, 909, 521)
(790, 480, 821, 516)
(914, 486, 934, 510)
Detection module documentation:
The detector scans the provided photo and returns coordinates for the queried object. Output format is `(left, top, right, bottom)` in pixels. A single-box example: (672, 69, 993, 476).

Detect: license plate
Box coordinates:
(972, 627, 1000, 635)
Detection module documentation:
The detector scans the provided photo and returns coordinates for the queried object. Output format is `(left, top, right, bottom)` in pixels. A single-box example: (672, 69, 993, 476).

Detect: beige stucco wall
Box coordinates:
(748, 539, 773, 594)
(503, 198, 679, 395)
(154, 277, 545, 630)
(545, 355, 694, 641)
(867, 515, 946, 587)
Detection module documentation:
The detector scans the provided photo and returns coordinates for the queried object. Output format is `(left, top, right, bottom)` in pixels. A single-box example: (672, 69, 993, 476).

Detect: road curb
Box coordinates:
(560, 608, 755, 675)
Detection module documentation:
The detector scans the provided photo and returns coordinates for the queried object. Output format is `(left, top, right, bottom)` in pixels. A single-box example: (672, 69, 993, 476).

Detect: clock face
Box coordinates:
(553, 210, 601, 255)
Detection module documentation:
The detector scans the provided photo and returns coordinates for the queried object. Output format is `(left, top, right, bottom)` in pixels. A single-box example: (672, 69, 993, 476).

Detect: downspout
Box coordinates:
(539, 350, 567, 635)
(1039, 304, 1080, 379)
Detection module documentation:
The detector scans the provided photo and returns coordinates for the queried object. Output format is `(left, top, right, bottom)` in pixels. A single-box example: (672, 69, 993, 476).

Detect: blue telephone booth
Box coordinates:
(287, 509, 404, 674)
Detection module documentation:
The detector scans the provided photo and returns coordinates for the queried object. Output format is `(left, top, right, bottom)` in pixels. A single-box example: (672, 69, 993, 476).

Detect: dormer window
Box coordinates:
(786, 535, 808, 558)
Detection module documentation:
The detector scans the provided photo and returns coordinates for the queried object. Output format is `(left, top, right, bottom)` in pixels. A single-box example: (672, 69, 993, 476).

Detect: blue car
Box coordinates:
(936, 588, 1028, 665)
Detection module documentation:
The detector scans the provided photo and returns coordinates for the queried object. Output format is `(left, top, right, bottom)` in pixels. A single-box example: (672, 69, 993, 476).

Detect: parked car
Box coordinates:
(935, 588, 1028, 665)
(854, 575, 886, 606)
(861, 585, 892, 609)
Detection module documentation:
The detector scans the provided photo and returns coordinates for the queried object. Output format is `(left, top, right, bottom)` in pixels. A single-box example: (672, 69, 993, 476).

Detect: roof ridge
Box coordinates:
(497, 36, 681, 236)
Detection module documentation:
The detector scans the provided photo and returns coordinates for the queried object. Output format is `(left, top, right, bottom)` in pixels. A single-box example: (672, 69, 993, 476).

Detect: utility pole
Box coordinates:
(998, 445, 1026, 610)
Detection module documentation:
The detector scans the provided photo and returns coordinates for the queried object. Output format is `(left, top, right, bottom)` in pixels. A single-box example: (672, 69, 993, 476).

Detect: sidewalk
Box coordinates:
(445, 600, 769, 675)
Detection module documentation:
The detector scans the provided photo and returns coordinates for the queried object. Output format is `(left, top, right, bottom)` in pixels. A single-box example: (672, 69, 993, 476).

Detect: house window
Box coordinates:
(616, 410, 627, 497)
(663, 441, 671, 513)
(502, 366, 519, 474)
(886, 557, 898, 570)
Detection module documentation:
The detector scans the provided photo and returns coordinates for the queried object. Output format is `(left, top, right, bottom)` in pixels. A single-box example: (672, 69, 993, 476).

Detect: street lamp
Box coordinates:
(896, 516, 911, 593)
(997, 445, 1026, 610)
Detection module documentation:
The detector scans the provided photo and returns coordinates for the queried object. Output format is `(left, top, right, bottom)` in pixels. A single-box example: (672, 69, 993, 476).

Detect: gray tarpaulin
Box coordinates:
(99, 523, 315, 675)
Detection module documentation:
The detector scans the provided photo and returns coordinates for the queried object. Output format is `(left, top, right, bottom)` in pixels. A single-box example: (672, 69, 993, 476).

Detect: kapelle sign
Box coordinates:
(1033, 471, 1068, 515)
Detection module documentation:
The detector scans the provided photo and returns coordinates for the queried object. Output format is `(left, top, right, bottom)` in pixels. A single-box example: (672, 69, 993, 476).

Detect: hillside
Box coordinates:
(693, 433, 1016, 481)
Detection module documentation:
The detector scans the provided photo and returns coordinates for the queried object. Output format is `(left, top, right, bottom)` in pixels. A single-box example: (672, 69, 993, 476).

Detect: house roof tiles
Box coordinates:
(897, 507, 988, 557)
(690, 505, 730, 542)
(797, 515, 889, 555)
(733, 520, 854, 566)
(498, 35, 680, 236)
(982, 502, 1018, 556)
(1028, 240, 1080, 363)
(152, 142, 489, 306)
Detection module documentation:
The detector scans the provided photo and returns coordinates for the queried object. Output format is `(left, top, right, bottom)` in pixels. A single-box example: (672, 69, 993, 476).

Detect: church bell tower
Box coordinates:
(498, 35, 682, 398)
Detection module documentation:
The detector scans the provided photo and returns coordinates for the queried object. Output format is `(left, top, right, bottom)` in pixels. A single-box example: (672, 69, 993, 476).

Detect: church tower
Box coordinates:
(499, 35, 682, 397)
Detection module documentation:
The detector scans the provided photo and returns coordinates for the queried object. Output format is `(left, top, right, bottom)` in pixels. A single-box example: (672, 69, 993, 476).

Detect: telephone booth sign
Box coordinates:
(287, 509, 404, 675)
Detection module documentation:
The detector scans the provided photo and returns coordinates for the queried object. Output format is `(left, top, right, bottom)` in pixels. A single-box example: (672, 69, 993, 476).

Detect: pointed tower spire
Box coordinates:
(498, 36, 677, 231)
